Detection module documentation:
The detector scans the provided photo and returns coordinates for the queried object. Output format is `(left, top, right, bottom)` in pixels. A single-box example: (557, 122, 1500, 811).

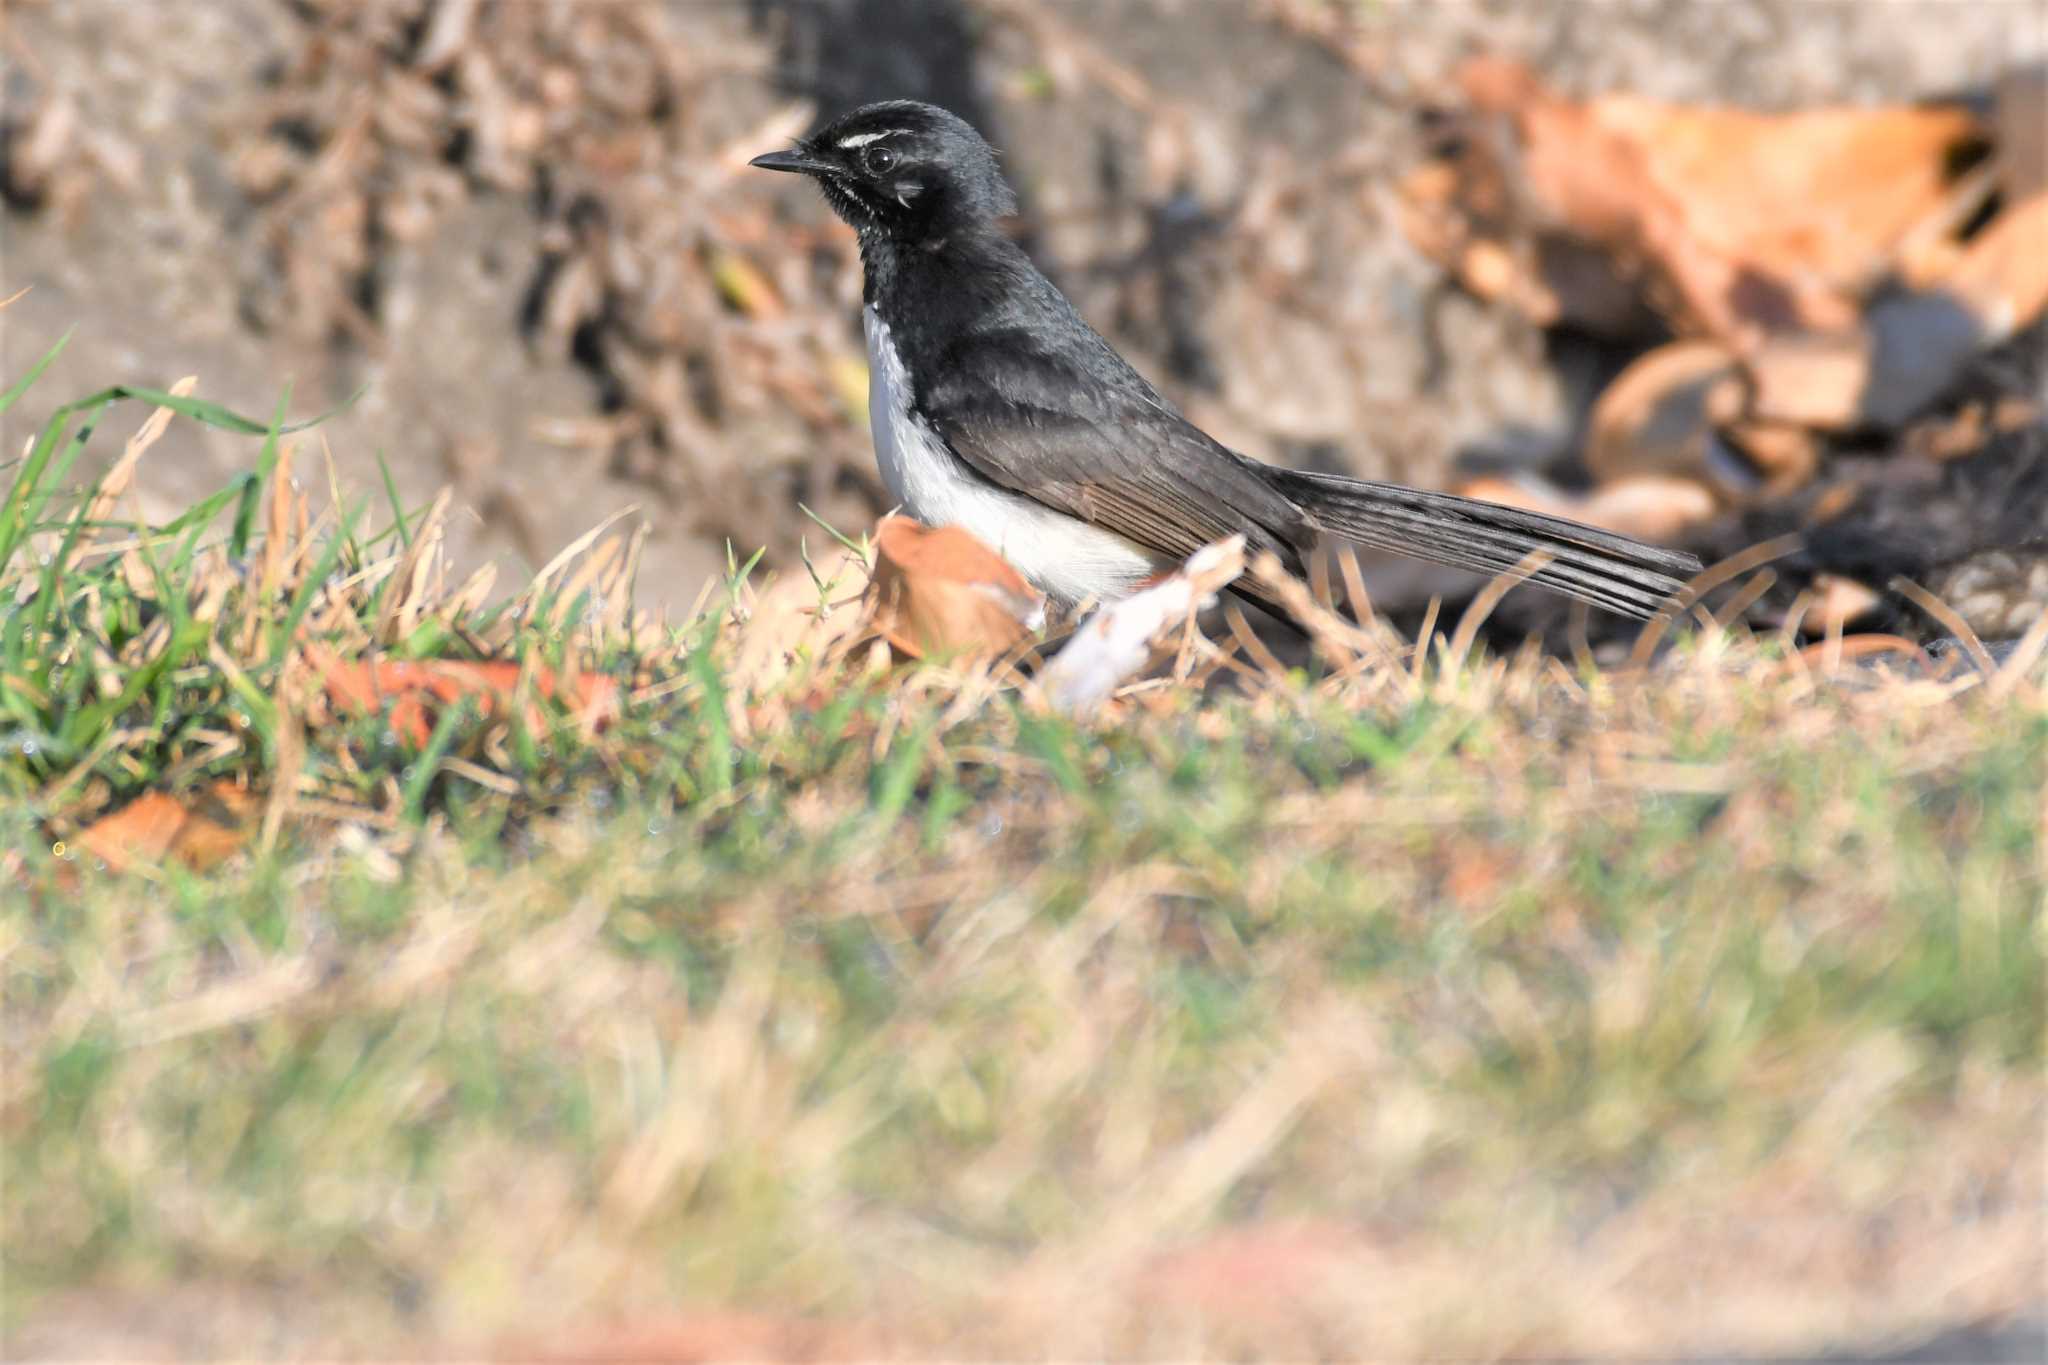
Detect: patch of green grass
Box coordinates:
(0, 349, 744, 848)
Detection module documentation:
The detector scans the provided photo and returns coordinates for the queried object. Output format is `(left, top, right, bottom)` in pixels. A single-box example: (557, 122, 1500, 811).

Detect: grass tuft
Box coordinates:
(1, 359, 2043, 1358)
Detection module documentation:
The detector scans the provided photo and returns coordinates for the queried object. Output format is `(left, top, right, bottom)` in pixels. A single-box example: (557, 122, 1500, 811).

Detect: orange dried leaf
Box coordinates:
(1744, 331, 1873, 429)
(73, 779, 258, 874)
(73, 792, 185, 871)
(314, 652, 620, 746)
(1942, 192, 2048, 339)
(1721, 421, 1821, 490)
(1437, 58, 1988, 344)
(866, 515, 1045, 661)
(1577, 476, 1720, 542)
(172, 783, 263, 869)
(1586, 340, 1741, 486)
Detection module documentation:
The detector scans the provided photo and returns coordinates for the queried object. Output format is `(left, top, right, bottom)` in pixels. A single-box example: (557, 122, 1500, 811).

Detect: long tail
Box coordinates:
(1262, 467, 1703, 620)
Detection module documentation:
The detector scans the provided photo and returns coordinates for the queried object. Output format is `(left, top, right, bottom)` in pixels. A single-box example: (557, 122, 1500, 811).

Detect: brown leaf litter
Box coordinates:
(1404, 56, 2047, 643)
(69, 779, 262, 876)
(310, 647, 620, 749)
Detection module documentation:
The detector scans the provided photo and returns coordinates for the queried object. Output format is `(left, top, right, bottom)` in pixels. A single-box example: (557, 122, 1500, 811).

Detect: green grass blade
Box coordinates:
(374, 450, 412, 552)
(53, 521, 210, 751)
(799, 502, 873, 562)
(133, 510, 193, 636)
(27, 398, 119, 636)
(403, 697, 476, 823)
(83, 381, 362, 438)
(870, 719, 933, 822)
(230, 385, 294, 559)
(218, 657, 279, 767)
(1, 375, 348, 573)
(35, 397, 112, 519)
(0, 328, 72, 418)
(0, 409, 76, 573)
(56, 617, 209, 753)
(269, 495, 364, 665)
(151, 484, 245, 542)
(687, 635, 734, 797)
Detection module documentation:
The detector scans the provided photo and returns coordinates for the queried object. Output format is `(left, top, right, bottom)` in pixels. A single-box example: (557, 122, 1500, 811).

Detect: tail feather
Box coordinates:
(1264, 467, 1703, 621)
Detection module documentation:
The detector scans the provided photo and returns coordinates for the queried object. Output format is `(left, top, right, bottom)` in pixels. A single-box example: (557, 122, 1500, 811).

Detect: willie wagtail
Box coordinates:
(751, 101, 1702, 618)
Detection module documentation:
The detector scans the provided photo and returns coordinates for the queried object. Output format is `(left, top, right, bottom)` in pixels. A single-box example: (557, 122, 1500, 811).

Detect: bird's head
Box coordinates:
(749, 100, 1016, 240)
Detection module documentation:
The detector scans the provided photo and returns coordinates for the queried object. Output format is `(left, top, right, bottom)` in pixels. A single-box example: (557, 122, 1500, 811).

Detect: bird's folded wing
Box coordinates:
(917, 332, 1312, 565)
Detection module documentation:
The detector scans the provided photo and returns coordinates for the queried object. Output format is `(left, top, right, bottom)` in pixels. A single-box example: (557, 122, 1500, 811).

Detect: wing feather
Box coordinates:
(917, 329, 1313, 569)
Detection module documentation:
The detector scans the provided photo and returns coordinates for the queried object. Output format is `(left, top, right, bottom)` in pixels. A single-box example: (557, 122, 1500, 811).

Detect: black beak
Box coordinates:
(748, 147, 836, 176)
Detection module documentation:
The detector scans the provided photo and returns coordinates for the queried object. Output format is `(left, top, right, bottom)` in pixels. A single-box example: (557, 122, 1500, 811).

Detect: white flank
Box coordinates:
(863, 307, 1170, 607)
(1039, 536, 1248, 714)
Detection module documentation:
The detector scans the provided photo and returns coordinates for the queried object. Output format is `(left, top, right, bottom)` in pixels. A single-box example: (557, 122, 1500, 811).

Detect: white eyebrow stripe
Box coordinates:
(837, 129, 905, 149)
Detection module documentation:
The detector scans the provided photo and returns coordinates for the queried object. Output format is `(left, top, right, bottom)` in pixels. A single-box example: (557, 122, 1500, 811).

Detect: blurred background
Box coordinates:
(4, 0, 2041, 638)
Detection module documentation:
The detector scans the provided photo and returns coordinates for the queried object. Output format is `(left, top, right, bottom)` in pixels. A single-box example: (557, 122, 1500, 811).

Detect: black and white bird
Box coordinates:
(751, 100, 1701, 619)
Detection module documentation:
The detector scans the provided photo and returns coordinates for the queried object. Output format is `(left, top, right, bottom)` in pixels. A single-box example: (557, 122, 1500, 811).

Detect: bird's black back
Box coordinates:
(862, 223, 1320, 568)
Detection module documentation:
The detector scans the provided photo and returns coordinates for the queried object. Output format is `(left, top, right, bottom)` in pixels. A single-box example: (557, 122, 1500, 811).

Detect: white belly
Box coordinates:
(864, 307, 1168, 607)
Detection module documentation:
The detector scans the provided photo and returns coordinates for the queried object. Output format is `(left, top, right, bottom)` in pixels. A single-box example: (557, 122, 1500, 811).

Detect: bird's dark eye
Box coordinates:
(863, 146, 897, 175)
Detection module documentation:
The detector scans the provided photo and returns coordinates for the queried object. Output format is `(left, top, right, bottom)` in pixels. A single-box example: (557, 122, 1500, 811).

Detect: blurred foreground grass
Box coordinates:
(2, 355, 2043, 1358)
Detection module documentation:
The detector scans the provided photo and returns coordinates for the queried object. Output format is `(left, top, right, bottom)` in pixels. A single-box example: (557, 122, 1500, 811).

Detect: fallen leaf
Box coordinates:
(1421, 57, 1989, 345)
(1578, 475, 1720, 542)
(1743, 330, 1872, 428)
(866, 515, 1046, 661)
(513, 1312, 869, 1364)
(1747, 189, 2045, 431)
(72, 793, 185, 870)
(1719, 420, 1821, 492)
(311, 646, 620, 746)
(1909, 397, 2046, 464)
(1418, 58, 2048, 454)
(71, 779, 260, 874)
(1942, 191, 2048, 342)
(1585, 340, 1741, 486)
(1135, 1219, 1366, 1322)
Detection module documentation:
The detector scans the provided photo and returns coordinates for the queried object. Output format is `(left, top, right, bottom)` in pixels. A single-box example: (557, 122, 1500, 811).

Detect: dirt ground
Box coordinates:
(4, 0, 2040, 617)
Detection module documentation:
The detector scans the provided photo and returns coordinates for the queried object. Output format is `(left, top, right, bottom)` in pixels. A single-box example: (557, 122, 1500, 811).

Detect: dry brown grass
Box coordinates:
(4, 367, 2044, 1360)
